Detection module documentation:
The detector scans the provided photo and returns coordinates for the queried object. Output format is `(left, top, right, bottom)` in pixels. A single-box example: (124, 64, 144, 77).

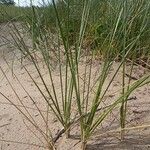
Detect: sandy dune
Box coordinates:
(0, 23, 150, 150)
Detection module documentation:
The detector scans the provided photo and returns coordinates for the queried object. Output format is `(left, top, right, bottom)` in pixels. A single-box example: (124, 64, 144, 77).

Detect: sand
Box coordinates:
(0, 23, 150, 150)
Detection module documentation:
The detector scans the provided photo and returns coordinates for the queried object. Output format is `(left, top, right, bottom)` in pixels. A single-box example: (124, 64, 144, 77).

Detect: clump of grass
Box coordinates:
(88, 0, 150, 62)
(0, 5, 29, 22)
(0, 0, 150, 150)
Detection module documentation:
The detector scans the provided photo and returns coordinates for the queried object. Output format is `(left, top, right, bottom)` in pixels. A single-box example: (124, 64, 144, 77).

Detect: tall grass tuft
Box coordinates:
(0, 0, 150, 149)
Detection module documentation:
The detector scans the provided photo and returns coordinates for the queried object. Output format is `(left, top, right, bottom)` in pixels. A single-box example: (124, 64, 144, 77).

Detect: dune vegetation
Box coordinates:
(0, 0, 150, 149)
